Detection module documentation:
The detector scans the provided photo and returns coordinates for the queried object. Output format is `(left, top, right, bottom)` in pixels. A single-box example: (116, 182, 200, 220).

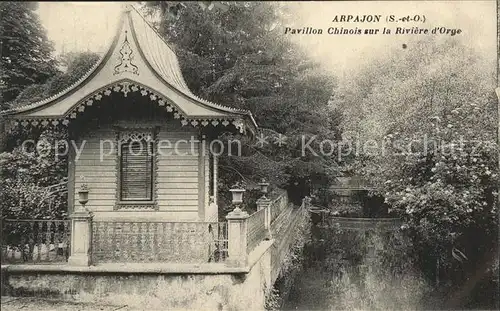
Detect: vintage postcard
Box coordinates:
(0, 1, 498, 310)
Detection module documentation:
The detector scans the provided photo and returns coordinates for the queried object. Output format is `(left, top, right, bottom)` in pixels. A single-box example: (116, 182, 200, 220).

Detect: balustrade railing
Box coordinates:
(270, 192, 289, 223)
(270, 199, 308, 282)
(1, 194, 295, 267)
(1, 219, 70, 264)
(246, 207, 267, 254)
(91, 221, 228, 264)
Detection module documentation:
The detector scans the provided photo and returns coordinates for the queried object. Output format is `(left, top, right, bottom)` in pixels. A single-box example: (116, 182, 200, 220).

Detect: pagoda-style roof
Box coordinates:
(2, 5, 257, 135)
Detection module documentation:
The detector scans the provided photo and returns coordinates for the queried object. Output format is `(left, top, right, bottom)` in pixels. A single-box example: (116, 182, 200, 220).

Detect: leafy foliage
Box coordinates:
(0, 2, 58, 105)
(267, 209, 311, 310)
(333, 37, 498, 296)
(8, 52, 100, 109)
(1, 52, 99, 220)
(142, 2, 341, 211)
(1, 129, 68, 220)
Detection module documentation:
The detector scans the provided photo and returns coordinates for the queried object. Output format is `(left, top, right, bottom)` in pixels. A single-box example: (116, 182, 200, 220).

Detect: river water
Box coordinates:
(282, 220, 433, 311)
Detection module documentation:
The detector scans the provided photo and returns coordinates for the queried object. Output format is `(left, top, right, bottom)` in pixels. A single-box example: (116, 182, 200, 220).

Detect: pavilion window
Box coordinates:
(118, 131, 155, 201)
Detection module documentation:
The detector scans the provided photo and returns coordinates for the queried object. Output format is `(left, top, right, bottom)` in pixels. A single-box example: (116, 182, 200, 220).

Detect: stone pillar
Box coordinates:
(226, 208, 249, 267)
(68, 211, 93, 266)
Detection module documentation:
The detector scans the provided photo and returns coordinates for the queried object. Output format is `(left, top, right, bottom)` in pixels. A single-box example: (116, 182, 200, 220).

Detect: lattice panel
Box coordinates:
(118, 131, 154, 144)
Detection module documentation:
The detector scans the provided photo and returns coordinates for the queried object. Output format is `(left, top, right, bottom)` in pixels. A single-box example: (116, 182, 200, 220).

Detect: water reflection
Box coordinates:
(284, 217, 431, 311)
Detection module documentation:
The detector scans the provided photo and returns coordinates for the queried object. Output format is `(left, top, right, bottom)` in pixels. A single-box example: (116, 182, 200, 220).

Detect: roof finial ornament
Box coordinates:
(122, 3, 132, 13)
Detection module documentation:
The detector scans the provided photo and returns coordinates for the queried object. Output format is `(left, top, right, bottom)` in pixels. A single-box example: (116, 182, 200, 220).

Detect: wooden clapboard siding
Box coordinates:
(92, 211, 199, 222)
(157, 182, 199, 189)
(71, 122, 207, 216)
(156, 176, 198, 183)
(158, 166, 198, 172)
(159, 194, 200, 200)
(156, 127, 200, 215)
(156, 188, 199, 195)
(158, 199, 198, 206)
(74, 128, 117, 211)
(204, 142, 210, 220)
(157, 159, 199, 166)
(158, 171, 198, 177)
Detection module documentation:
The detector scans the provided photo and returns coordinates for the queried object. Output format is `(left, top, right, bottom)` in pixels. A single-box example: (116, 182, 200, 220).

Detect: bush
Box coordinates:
(0, 129, 68, 220)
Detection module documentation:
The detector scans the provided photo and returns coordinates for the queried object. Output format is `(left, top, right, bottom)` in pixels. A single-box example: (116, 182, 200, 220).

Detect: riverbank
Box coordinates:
(282, 220, 499, 311)
(283, 221, 431, 311)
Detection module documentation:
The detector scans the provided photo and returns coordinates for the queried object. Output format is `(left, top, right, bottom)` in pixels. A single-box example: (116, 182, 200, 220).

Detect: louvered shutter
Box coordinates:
(120, 140, 154, 201)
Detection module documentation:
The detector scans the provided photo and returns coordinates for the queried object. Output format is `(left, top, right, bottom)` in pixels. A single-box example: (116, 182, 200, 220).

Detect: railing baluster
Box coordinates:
(45, 221, 52, 261)
(182, 223, 189, 262)
(156, 222, 162, 261)
(112, 221, 118, 261)
(54, 222, 61, 261)
(151, 222, 158, 261)
(5, 219, 236, 265)
(137, 222, 143, 261)
(130, 222, 136, 261)
(2, 220, 71, 264)
(120, 222, 126, 261)
(126, 222, 132, 261)
(93, 221, 100, 263)
(63, 220, 69, 260)
(144, 222, 150, 262)
(169, 222, 176, 259)
(110, 221, 116, 261)
(161, 222, 167, 261)
(28, 222, 34, 262)
(103, 222, 110, 262)
(36, 221, 43, 262)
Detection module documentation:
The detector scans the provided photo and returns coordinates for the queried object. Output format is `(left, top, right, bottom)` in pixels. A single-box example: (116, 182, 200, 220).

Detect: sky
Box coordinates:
(37, 1, 497, 76)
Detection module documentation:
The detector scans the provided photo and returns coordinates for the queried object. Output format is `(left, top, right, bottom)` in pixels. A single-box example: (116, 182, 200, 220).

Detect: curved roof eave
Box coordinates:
(127, 6, 255, 120)
(2, 5, 257, 131)
(1, 15, 125, 116)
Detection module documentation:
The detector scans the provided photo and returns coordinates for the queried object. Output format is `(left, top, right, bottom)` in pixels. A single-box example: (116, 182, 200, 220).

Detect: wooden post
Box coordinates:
(226, 208, 249, 267)
(68, 211, 93, 266)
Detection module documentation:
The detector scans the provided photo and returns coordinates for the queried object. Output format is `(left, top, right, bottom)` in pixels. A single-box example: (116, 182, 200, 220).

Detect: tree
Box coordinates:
(8, 51, 100, 109)
(0, 2, 58, 106)
(0, 129, 68, 220)
(333, 37, 498, 302)
(1, 52, 100, 220)
(143, 2, 341, 207)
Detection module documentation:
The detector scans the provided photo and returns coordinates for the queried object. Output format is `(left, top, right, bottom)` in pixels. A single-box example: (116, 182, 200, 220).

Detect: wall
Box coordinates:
(72, 120, 206, 222)
(2, 249, 272, 310)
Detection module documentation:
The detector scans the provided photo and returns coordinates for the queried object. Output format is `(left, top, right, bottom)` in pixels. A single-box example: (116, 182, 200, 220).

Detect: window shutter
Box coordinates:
(120, 140, 154, 201)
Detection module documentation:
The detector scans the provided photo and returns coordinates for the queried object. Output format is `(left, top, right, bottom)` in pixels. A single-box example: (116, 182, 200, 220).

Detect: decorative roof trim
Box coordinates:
(4, 80, 250, 135)
(2, 5, 257, 132)
(113, 30, 139, 76)
(127, 7, 257, 121)
(2, 15, 126, 115)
